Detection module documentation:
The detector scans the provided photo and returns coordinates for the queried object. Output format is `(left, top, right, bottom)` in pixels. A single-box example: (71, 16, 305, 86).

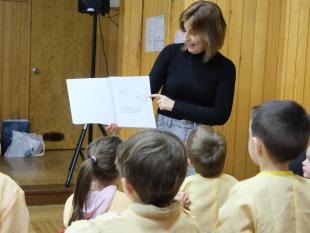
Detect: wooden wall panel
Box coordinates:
(117, 0, 143, 76)
(263, 0, 282, 101)
(168, 0, 186, 44)
(140, 0, 172, 75)
(303, 6, 310, 112)
(0, 0, 30, 119)
(220, 0, 244, 175)
(233, 0, 258, 179)
(293, 0, 309, 103)
(97, 9, 120, 77)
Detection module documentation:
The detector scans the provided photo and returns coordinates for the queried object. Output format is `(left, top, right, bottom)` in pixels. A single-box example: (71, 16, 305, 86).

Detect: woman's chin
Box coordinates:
(187, 47, 204, 55)
(187, 48, 200, 54)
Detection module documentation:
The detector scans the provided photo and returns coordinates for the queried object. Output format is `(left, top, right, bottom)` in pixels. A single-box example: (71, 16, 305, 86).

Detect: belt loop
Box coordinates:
(168, 116, 172, 127)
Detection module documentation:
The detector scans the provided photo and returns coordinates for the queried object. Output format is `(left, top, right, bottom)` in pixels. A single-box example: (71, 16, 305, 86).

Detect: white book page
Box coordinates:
(66, 78, 115, 124)
(110, 76, 156, 128)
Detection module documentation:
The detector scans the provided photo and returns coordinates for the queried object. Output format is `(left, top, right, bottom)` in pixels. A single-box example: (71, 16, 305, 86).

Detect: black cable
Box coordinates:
(98, 16, 109, 76)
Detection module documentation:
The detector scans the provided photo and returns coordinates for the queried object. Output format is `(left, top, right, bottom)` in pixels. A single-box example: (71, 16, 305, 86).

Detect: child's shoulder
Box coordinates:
(0, 172, 22, 193)
(220, 173, 239, 183)
(66, 211, 124, 233)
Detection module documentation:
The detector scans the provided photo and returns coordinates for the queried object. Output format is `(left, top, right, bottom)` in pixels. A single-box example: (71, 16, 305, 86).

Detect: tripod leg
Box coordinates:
(97, 124, 108, 136)
(65, 124, 88, 187)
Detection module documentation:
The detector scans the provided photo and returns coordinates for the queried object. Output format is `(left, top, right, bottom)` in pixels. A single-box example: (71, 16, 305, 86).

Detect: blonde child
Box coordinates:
(0, 172, 29, 233)
(66, 129, 200, 233)
(302, 145, 310, 178)
(179, 125, 238, 232)
(63, 136, 130, 227)
(213, 100, 310, 233)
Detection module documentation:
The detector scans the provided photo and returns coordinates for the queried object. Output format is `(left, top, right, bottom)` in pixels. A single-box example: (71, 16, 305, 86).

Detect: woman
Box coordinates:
(151, 1, 236, 141)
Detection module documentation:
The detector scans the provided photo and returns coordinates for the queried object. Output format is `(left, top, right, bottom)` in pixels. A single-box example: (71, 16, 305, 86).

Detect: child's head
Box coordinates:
(302, 145, 310, 178)
(186, 125, 226, 178)
(69, 136, 122, 225)
(116, 129, 187, 207)
(249, 100, 310, 164)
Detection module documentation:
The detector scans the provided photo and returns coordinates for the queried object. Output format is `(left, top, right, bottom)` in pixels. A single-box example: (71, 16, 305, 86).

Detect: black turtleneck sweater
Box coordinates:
(150, 43, 236, 125)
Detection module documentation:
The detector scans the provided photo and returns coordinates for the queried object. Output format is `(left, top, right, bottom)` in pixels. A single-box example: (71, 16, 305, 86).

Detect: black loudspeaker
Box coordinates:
(78, 0, 110, 15)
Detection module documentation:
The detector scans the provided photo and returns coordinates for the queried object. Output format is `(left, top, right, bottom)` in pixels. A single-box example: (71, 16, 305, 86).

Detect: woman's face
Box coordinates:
(183, 20, 206, 54)
(302, 145, 310, 179)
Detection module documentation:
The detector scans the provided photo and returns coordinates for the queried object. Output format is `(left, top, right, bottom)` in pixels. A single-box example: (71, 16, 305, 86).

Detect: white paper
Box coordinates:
(145, 15, 165, 52)
(66, 77, 156, 128)
(154, 15, 165, 51)
(145, 17, 155, 52)
(175, 30, 184, 44)
(110, 76, 156, 128)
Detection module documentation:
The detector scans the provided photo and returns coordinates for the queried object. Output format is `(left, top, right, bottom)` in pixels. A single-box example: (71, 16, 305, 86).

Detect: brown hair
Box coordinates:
(186, 125, 226, 177)
(68, 136, 122, 226)
(251, 100, 310, 163)
(179, 0, 226, 61)
(116, 129, 187, 207)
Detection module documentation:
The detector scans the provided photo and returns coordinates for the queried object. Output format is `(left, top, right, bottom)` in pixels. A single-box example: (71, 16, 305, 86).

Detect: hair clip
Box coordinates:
(90, 155, 97, 163)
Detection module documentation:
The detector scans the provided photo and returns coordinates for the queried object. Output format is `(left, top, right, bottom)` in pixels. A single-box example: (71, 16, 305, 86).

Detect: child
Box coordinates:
(302, 145, 310, 178)
(66, 129, 200, 232)
(0, 172, 29, 233)
(179, 125, 238, 232)
(213, 100, 310, 233)
(63, 136, 130, 227)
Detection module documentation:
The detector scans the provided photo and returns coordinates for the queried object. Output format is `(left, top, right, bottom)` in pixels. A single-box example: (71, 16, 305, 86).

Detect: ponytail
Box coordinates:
(68, 158, 94, 226)
(68, 136, 122, 225)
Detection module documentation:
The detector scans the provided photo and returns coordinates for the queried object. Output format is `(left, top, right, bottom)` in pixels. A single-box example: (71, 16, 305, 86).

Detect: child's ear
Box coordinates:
(252, 137, 263, 156)
(121, 177, 134, 195)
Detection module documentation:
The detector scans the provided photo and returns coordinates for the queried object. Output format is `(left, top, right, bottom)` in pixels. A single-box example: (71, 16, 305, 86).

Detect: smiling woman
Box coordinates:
(150, 1, 236, 143)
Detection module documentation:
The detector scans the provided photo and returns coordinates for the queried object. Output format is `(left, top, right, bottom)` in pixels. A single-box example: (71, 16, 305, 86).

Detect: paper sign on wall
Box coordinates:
(174, 30, 184, 44)
(145, 15, 165, 52)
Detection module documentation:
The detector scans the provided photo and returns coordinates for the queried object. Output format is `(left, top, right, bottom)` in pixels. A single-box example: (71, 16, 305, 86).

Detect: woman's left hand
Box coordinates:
(151, 94, 175, 111)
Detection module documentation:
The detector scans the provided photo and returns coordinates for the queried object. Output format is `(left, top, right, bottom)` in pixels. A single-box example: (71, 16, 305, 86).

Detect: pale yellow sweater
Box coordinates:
(0, 172, 29, 233)
(213, 171, 310, 233)
(180, 173, 238, 232)
(63, 190, 130, 227)
(66, 202, 200, 233)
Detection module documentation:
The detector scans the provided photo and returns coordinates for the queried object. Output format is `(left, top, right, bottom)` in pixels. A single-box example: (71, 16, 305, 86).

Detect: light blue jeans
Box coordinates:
(156, 114, 197, 176)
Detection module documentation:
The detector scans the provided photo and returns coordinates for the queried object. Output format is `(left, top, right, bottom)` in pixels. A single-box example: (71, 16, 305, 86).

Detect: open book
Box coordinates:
(66, 76, 156, 128)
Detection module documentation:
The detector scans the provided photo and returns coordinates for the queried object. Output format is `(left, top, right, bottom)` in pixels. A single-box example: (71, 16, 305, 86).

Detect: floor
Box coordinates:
(29, 205, 65, 233)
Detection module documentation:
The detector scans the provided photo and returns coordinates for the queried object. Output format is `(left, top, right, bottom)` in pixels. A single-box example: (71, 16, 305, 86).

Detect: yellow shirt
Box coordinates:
(180, 173, 238, 232)
(0, 172, 29, 233)
(65, 202, 201, 233)
(63, 190, 130, 227)
(213, 171, 310, 233)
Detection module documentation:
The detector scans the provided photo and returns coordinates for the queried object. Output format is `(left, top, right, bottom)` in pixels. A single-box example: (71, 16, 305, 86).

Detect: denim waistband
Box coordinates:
(157, 114, 198, 128)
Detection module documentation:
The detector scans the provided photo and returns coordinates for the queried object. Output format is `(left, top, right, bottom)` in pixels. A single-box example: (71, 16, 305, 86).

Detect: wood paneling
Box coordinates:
(117, 0, 310, 180)
(0, 0, 30, 119)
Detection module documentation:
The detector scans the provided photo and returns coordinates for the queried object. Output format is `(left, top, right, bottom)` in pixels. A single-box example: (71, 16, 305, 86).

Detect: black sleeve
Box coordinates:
(172, 61, 236, 125)
(149, 44, 175, 94)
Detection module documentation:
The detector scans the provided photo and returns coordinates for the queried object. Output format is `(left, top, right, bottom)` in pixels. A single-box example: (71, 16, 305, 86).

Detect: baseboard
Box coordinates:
(22, 184, 74, 205)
